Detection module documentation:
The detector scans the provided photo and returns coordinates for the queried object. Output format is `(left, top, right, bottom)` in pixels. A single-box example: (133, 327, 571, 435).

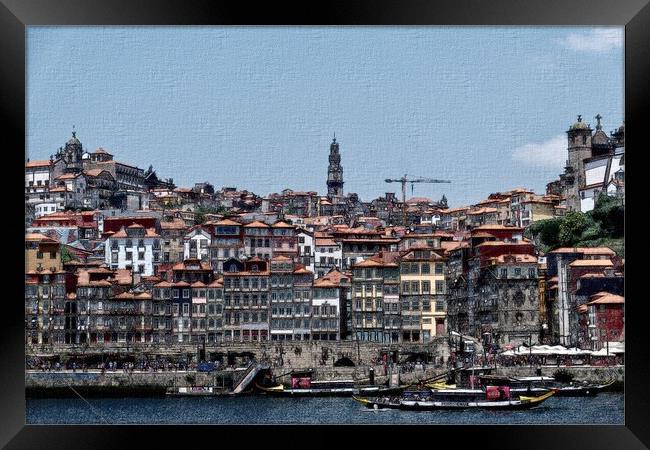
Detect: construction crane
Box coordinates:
(385, 174, 452, 225)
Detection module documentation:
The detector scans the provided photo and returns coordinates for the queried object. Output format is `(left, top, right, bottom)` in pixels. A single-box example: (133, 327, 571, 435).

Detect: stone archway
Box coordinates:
(333, 356, 355, 367)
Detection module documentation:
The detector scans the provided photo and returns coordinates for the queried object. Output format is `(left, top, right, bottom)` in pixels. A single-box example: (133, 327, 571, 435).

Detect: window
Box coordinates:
(422, 281, 430, 294)
(183, 289, 189, 298)
(514, 268, 522, 277)
(410, 281, 419, 293)
(500, 268, 507, 278)
(401, 282, 410, 294)
(435, 280, 444, 293)
(173, 304, 179, 315)
(436, 300, 445, 311)
(435, 263, 444, 274)
(183, 303, 189, 315)
(36, 251, 43, 259)
(529, 267, 536, 278)
(421, 263, 430, 274)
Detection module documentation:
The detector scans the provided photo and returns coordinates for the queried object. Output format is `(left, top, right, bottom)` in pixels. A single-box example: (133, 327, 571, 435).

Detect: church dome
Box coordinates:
(569, 115, 589, 131)
(66, 130, 82, 148)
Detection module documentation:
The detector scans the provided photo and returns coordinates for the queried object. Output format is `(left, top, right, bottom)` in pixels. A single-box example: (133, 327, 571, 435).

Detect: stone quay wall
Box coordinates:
(27, 338, 452, 369)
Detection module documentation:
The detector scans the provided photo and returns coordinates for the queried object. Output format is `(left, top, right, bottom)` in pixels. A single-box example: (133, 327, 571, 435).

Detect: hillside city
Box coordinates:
(25, 115, 624, 359)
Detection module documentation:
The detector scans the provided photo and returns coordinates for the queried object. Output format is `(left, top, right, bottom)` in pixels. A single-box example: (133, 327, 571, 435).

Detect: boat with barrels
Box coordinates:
(254, 369, 401, 397)
(353, 387, 557, 411)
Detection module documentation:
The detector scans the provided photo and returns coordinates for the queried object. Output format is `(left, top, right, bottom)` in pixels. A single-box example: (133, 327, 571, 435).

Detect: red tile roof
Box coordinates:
(549, 247, 616, 255)
(243, 220, 270, 228)
(588, 293, 624, 305)
(25, 160, 51, 168)
(569, 260, 614, 268)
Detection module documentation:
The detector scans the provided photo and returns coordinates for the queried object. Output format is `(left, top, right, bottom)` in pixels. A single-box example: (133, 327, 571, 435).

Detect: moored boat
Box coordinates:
(478, 374, 615, 397)
(353, 389, 557, 411)
(255, 380, 400, 397)
(166, 386, 219, 397)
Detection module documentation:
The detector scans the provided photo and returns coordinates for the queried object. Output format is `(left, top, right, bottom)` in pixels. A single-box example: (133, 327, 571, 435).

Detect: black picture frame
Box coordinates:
(2, 0, 646, 448)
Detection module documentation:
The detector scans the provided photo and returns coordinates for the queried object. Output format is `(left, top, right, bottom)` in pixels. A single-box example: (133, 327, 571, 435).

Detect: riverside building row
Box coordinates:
(26, 121, 624, 351)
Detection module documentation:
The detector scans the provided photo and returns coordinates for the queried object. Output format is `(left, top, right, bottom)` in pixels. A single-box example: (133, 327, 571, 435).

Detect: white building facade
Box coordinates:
(105, 224, 161, 276)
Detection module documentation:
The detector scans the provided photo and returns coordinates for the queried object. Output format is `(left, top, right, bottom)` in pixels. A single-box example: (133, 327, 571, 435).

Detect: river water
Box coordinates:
(26, 393, 623, 424)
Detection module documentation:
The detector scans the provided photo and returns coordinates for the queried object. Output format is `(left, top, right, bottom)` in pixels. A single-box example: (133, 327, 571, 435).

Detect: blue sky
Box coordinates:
(26, 27, 623, 206)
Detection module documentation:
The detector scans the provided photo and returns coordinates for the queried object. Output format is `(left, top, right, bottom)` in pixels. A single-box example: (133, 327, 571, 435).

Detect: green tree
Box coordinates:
(589, 194, 624, 238)
(525, 218, 563, 251)
(558, 212, 591, 247)
(61, 246, 76, 263)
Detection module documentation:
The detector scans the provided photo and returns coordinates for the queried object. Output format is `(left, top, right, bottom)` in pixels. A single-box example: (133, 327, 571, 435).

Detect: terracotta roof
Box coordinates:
(314, 268, 350, 287)
(549, 247, 616, 255)
(114, 269, 134, 285)
(588, 293, 624, 305)
(315, 238, 338, 246)
(474, 224, 523, 231)
(577, 304, 588, 314)
(87, 267, 113, 274)
(406, 197, 432, 204)
(191, 281, 207, 288)
(172, 260, 212, 271)
(293, 267, 312, 275)
(214, 219, 241, 226)
(272, 221, 293, 228)
(55, 173, 81, 180)
(470, 231, 497, 238)
(173, 281, 190, 287)
(440, 206, 470, 214)
(271, 255, 291, 261)
(475, 240, 531, 247)
(243, 220, 270, 228)
(154, 281, 173, 288)
(93, 148, 112, 154)
(161, 219, 187, 230)
(246, 256, 266, 263)
(489, 254, 538, 264)
(25, 160, 51, 168)
(568, 260, 614, 268)
(208, 279, 224, 287)
(468, 207, 498, 215)
(84, 168, 111, 177)
(440, 241, 470, 253)
(25, 233, 57, 243)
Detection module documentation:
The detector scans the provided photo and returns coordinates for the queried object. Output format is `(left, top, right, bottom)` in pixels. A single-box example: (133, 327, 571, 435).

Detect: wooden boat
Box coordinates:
(254, 380, 401, 397)
(552, 379, 616, 397)
(353, 389, 557, 411)
(479, 374, 615, 397)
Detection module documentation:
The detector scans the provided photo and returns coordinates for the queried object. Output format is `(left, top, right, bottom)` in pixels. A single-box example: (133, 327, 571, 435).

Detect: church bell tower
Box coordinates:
(326, 134, 344, 200)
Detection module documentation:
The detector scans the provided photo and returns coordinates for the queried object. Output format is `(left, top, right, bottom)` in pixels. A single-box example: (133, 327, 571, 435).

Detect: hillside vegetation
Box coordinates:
(525, 195, 624, 257)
